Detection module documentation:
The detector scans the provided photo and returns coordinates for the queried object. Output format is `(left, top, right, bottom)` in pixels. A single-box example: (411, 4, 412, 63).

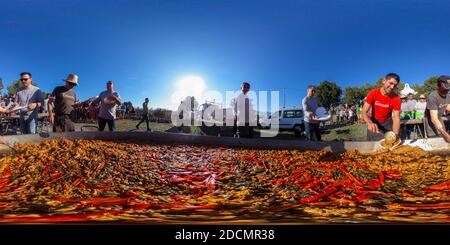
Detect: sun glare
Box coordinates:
(169, 75, 207, 110)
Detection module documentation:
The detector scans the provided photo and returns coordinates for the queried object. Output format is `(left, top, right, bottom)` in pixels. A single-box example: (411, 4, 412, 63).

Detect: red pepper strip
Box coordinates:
(387, 203, 450, 210)
(0, 202, 12, 209)
(48, 174, 67, 184)
(385, 169, 402, 179)
(422, 180, 450, 192)
(72, 177, 84, 187)
(0, 178, 8, 188)
(366, 179, 382, 189)
(2, 167, 11, 178)
(211, 159, 221, 164)
(379, 172, 385, 185)
(355, 194, 375, 201)
(171, 195, 186, 202)
(299, 186, 339, 203)
(42, 165, 51, 175)
(338, 165, 363, 186)
(274, 178, 287, 186)
(125, 190, 139, 197)
(402, 192, 414, 197)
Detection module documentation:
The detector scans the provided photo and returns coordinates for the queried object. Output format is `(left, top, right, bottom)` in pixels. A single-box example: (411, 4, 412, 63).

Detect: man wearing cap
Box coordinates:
(92, 81, 121, 131)
(48, 74, 79, 132)
(424, 75, 450, 142)
(361, 73, 401, 141)
(12, 72, 45, 134)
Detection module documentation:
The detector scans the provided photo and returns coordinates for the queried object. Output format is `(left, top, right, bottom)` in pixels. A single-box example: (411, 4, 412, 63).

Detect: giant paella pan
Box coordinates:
(0, 132, 449, 223)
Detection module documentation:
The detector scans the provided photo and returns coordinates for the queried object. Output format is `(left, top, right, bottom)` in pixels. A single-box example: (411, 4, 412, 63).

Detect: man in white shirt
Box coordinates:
(231, 82, 256, 138)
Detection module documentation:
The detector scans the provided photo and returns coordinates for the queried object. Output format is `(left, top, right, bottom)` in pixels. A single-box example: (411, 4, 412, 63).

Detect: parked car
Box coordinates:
(259, 108, 304, 136)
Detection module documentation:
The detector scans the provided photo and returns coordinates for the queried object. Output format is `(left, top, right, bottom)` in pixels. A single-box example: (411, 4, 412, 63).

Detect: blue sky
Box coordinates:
(1, 0, 449, 110)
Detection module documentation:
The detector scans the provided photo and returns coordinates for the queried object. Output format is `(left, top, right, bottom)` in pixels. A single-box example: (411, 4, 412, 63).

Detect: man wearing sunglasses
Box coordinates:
(12, 72, 44, 134)
(48, 74, 79, 132)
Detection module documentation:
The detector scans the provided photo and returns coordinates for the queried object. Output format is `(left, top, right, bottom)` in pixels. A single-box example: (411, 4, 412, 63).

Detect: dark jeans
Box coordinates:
(53, 115, 75, 132)
(98, 117, 115, 131)
(304, 121, 321, 141)
(237, 124, 254, 138)
(136, 114, 150, 130)
(367, 119, 393, 141)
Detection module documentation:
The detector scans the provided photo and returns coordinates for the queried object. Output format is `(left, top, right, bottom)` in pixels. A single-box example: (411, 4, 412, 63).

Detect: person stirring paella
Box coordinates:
(361, 73, 401, 141)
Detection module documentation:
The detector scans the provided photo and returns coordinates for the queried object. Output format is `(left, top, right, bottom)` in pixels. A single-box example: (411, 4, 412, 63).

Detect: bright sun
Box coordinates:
(176, 75, 206, 95)
(174, 75, 206, 99)
(170, 75, 207, 109)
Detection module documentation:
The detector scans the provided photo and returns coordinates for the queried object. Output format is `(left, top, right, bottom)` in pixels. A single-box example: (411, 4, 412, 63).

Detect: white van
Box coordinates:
(260, 108, 305, 136)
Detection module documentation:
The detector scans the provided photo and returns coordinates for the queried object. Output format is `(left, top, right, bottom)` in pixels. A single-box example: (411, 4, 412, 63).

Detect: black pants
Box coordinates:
(53, 115, 75, 132)
(136, 114, 150, 130)
(304, 122, 321, 141)
(367, 119, 392, 141)
(237, 124, 254, 138)
(98, 117, 115, 131)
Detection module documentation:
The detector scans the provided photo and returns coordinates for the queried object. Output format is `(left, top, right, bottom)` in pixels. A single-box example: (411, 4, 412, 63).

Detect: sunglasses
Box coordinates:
(20, 78, 29, 81)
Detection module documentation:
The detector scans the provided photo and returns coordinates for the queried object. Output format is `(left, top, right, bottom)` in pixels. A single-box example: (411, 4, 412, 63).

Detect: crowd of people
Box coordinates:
(0, 71, 449, 144)
(0, 72, 124, 134)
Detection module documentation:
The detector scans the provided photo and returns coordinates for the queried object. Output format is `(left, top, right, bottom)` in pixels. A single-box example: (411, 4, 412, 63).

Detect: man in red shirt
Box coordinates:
(362, 73, 401, 141)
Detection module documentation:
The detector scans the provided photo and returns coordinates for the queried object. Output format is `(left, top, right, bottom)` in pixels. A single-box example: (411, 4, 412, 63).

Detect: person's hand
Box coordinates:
(367, 122, 379, 133)
(27, 102, 38, 110)
(438, 127, 450, 143)
(310, 112, 318, 120)
(49, 115, 54, 125)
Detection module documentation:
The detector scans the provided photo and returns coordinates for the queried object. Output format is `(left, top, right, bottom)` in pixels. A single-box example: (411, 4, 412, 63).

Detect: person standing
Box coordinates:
(414, 94, 427, 120)
(231, 82, 256, 138)
(92, 80, 121, 131)
(302, 85, 321, 141)
(13, 72, 44, 134)
(424, 75, 450, 142)
(361, 73, 401, 141)
(48, 74, 79, 132)
(136, 98, 151, 131)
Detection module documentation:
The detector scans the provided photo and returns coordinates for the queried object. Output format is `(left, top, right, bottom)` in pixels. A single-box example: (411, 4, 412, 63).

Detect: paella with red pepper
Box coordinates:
(0, 139, 449, 223)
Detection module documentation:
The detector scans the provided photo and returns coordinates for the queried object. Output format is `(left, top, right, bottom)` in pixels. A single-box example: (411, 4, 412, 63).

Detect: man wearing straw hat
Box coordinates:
(48, 74, 79, 132)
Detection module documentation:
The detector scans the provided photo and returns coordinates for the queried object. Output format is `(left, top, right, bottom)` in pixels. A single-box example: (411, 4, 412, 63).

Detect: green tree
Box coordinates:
(421, 76, 439, 96)
(316, 81, 342, 110)
(411, 82, 426, 97)
(343, 86, 366, 105)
